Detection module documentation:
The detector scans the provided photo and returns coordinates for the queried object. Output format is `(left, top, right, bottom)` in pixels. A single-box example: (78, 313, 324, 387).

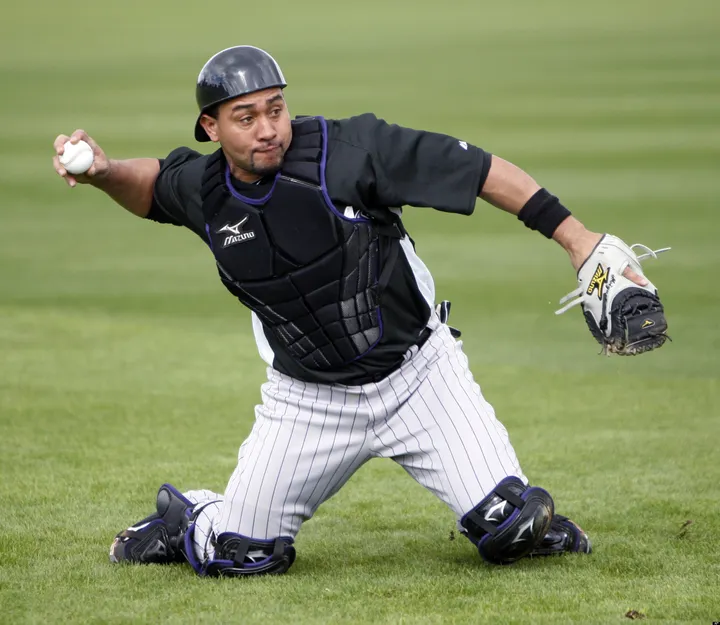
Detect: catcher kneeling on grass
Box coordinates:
(52, 46, 670, 577)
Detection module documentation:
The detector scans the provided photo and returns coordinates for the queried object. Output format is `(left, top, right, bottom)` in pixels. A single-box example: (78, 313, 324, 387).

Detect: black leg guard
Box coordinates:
(184, 528, 296, 578)
(460, 476, 555, 565)
(530, 515, 592, 556)
(109, 484, 194, 564)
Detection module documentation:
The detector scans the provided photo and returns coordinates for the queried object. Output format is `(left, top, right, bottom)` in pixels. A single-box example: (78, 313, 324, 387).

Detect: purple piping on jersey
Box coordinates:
(224, 167, 280, 205)
(374, 300, 384, 352)
(221, 118, 368, 218)
(204, 223, 214, 251)
(318, 116, 371, 223)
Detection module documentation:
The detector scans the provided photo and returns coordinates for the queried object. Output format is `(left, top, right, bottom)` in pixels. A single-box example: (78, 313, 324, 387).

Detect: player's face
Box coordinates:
(200, 88, 292, 182)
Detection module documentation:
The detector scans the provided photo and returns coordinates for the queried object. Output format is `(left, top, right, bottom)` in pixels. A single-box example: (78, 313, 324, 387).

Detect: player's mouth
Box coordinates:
(255, 144, 281, 154)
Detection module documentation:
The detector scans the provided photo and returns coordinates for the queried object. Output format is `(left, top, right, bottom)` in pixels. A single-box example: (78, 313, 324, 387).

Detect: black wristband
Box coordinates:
(517, 188, 572, 239)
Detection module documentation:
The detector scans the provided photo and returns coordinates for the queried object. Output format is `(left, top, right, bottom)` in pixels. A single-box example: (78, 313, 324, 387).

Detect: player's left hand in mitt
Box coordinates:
(556, 235, 671, 355)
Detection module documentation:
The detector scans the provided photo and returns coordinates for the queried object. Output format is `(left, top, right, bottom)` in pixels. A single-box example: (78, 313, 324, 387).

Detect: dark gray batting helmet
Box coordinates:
(194, 45, 287, 142)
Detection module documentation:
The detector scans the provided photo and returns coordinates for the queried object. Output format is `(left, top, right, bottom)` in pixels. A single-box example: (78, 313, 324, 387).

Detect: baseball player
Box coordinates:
(52, 46, 668, 576)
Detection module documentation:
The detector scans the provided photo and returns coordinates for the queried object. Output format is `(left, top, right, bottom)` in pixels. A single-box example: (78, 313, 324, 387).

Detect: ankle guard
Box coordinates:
(184, 528, 296, 577)
(460, 476, 554, 565)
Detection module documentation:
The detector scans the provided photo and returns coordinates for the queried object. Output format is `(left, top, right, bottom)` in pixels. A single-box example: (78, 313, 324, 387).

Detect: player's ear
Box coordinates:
(199, 114, 220, 143)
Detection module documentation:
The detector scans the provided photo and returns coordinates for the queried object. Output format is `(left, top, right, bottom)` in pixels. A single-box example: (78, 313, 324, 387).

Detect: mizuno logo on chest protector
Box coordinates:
(217, 216, 256, 248)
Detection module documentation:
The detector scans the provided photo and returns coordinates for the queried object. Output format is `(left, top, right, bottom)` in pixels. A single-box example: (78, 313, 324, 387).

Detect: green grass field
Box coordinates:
(1, 0, 719, 622)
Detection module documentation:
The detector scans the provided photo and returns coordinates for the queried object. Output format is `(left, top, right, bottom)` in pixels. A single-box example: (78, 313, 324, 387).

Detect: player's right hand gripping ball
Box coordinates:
(556, 235, 670, 355)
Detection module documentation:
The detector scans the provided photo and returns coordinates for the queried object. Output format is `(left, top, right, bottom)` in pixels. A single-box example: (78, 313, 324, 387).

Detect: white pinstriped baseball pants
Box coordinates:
(184, 318, 526, 562)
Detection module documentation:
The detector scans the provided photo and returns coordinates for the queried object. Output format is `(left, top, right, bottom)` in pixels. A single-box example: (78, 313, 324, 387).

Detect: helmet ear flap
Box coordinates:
(194, 45, 287, 142)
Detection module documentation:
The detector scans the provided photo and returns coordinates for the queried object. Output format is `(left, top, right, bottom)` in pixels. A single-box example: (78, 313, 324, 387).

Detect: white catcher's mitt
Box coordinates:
(556, 235, 670, 355)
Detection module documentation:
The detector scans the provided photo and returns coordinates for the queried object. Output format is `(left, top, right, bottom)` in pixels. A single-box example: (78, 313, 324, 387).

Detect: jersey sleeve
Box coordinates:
(336, 113, 490, 215)
(147, 147, 209, 238)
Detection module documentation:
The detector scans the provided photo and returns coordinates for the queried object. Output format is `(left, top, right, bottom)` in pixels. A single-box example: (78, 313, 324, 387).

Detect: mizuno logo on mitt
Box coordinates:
(586, 263, 609, 299)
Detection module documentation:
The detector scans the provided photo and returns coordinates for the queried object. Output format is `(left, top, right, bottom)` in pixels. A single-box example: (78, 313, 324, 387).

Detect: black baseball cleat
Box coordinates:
(109, 484, 194, 564)
(530, 515, 592, 557)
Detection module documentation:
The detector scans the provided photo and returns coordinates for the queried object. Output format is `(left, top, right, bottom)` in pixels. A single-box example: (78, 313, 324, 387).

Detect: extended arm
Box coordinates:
(480, 155, 647, 285)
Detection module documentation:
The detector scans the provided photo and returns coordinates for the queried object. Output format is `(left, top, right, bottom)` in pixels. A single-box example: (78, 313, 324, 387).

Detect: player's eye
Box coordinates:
(238, 116, 253, 125)
(270, 108, 282, 117)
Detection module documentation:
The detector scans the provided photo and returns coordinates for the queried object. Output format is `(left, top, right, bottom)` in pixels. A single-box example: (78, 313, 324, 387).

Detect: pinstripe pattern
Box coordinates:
(185, 316, 526, 563)
(370, 324, 526, 516)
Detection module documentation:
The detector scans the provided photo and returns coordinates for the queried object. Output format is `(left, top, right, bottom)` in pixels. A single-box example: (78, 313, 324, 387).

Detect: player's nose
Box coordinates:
(255, 115, 277, 141)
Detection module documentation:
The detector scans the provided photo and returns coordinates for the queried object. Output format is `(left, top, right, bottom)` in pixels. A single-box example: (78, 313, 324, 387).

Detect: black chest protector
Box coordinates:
(201, 116, 405, 373)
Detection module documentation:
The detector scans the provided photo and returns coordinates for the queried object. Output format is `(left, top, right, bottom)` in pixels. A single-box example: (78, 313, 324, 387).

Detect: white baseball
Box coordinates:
(59, 140, 95, 175)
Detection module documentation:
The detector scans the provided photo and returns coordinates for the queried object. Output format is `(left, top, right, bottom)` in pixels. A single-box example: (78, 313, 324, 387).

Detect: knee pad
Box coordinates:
(184, 528, 296, 577)
(460, 476, 554, 565)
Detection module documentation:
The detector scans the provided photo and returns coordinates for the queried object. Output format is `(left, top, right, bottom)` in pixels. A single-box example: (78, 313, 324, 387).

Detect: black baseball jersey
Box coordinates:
(148, 113, 490, 384)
